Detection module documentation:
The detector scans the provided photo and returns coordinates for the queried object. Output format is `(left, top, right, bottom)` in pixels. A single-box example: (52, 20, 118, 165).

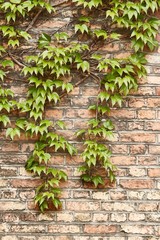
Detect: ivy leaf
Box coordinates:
(56, 120, 66, 129)
(6, 127, 20, 140)
(2, 60, 14, 68)
(38, 33, 51, 49)
(92, 175, 104, 187)
(75, 24, 89, 34)
(48, 178, 60, 187)
(76, 129, 86, 137)
(0, 115, 10, 127)
(52, 198, 61, 209)
(77, 61, 90, 72)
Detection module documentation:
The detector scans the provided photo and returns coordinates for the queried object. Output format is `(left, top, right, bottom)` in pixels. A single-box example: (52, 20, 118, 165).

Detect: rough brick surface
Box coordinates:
(0, 1, 160, 239)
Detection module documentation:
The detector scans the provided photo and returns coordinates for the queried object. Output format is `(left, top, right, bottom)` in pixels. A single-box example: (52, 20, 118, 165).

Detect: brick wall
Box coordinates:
(0, 1, 160, 239)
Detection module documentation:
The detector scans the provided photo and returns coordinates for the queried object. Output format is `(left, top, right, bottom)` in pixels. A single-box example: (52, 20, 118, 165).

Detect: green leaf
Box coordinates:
(6, 127, 20, 140)
(10, 0, 21, 3)
(56, 120, 66, 129)
(38, 33, 51, 48)
(76, 129, 86, 137)
(92, 175, 104, 187)
(0, 115, 10, 127)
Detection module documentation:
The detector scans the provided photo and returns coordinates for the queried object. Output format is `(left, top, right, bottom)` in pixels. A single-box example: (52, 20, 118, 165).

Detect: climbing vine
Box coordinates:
(0, 0, 160, 212)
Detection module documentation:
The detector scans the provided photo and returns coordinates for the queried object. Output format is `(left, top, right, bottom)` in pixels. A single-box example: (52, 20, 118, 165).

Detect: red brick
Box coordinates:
(109, 109, 135, 119)
(137, 110, 156, 119)
(2, 143, 20, 152)
(156, 87, 160, 95)
(149, 144, 160, 154)
(129, 145, 146, 154)
(120, 179, 154, 189)
(120, 132, 155, 142)
(38, 20, 67, 29)
(65, 109, 94, 119)
(11, 179, 43, 188)
(45, 109, 63, 119)
(148, 168, 160, 177)
(128, 98, 145, 108)
(138, 156, 157, 165)
(146, 121, 160, 130)
(111, 144, 128, 154)
(82, 87, 99, 96)
(84, 225, 117, 234)
(147, 98, 160, 107)
(111, 156, 136, 165)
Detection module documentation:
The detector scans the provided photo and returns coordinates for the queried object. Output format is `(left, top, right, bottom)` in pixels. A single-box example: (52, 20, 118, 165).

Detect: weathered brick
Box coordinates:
(74, 213, 92, 222)
(0, 223, 9, 232)
(146, 54, 160, 63)
(101, 202, 135, 212)
(147, 76, 160, 84)
(56, 212, 74, 222)
(110, 191, 127, 200)
(0, 167, 17, 176)
(38, 237, 55, 240)
(1, 236, 18, 240)
(138, 203, 158, 212)
(110, 213, 126, 222)
(147, 213, 160, 222)
(48, 225, 80, 233)
(146, 191, 160, 200)
(121, 225, 154, 235)
(10, 225, 46, 233)
(92, 191, 109, 200)
(92, 213, 109, 222)
(128, 191, 145, 200)
(129, 167, 146, 177)
(66, 201, 100, 211)
(0, 202, 25, 211)
(128, 213, 145, 221)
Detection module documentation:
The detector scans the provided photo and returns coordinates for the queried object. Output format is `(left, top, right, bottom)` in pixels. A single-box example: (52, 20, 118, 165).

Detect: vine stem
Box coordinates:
(60, 74, 90, 99)
(8, 51, 25, 68)
(25, 9, 43, 32)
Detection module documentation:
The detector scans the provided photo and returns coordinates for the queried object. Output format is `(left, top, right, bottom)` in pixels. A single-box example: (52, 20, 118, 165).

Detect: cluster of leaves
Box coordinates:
(76, 119, 116, 186)
(72, 0, 160, 186)
(0, 49, 15, 127)
(0, 0, 160, 211)
(106, 0, 160, 51)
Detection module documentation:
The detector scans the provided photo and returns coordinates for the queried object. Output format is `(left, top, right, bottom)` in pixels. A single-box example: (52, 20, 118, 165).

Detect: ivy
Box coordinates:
(0, 0, 160, 211)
